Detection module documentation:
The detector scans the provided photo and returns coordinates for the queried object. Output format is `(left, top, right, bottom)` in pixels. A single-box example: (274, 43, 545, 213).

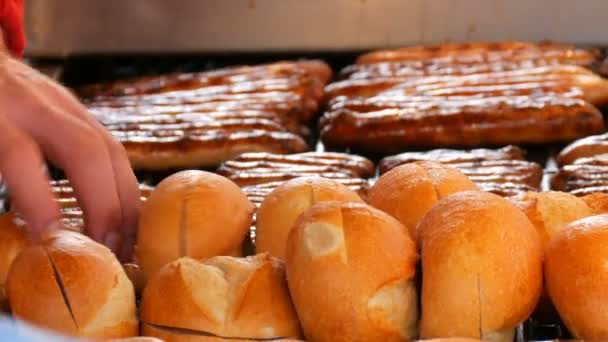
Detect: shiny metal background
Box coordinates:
(25, 0, 608, 56)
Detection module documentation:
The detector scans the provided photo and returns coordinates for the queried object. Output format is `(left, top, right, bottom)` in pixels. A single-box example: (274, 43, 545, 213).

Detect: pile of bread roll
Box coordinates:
(2, 162, 608, 341)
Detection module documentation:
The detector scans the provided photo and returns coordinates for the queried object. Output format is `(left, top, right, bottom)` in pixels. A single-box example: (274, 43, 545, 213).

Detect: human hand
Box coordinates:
(0, 51, 141, 261)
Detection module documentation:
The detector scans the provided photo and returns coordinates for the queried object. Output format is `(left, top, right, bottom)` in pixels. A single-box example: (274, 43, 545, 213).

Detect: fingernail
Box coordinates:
(104, 231, 121, 253)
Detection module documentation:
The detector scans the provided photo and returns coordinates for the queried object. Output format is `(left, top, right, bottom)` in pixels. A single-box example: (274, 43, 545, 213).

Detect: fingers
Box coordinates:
(0, 58, 141, 260)
(37, 81, 142, 261)
(2, 82, 123, 247)
(25, 111, 122, 243)
(0, 114, 62, 240)
(103, 139, 142, 261)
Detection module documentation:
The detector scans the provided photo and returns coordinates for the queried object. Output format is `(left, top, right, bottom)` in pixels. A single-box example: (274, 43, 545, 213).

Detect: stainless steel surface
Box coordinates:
(25, 0, 608, 57)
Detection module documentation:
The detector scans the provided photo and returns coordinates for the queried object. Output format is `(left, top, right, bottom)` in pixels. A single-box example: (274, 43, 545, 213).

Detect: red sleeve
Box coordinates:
(0, 0, 24, 57)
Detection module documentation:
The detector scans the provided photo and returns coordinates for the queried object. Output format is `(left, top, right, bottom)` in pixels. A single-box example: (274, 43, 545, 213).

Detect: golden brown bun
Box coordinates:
(419, 191, 542, 341)
(286, 202, 417, 342)
(545, 214, 608, 339)
(0, 213, 28, 311)
(368, 161, 478, 243)
(510, 191, 594, 320)
(136, 170, 254, 283)
(510, 191, 592, 248)
(6, 230, 138, 339)
(142, 324, 303, 341)
(256, 176, 364, 259)
(581, 192, 608, 215)
(510, 191, 592, 322)
(141, 253, 301, 340)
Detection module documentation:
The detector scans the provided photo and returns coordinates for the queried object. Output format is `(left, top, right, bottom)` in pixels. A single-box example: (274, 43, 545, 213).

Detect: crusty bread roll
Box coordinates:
(286, 202, 417, 342)
(369, 161, 478, 242)
(510, 191, 592, 322)
(256, 176, 364, 259)
(141, 253, 301, 341)
(419, 191, 542, 341)
(545, 214, 608, 339)
(581, 192, 608, 215)
(6, 230, 138, 339)
(136, 170, 254, 283)
(0, 213, 27, 311)
(511, 191, 592, 248)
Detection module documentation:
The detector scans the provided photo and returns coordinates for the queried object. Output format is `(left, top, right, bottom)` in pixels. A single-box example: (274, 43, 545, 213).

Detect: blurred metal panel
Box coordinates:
(24, 0, 608, 57)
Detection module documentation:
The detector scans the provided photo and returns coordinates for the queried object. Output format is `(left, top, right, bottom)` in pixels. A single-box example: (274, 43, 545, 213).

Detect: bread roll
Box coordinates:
(6, 230, 138, 339)
(419, 191, 542, 341)
(286, 202, 417, 342)
(137, 170, 254, 283)
(369, 161, 478, 242)
(256, 176, 364, 259)
(581, 192, 608, 215)
(0, 213, 27, 311)
(511, 191, 592, 248)
(510, 191, 592, 322)
(141, 253, 301, 341)
(545, 214, 608, 339)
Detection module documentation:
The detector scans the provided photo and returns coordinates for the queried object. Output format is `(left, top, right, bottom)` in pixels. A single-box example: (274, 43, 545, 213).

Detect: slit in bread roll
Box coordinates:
(302, 222, 347, 261)
(142, 323, 304, 341)
(136, 170, 254, 284)
(418, 191, 542, 341)
(141, 253, 301, 341)
(286, 201, 417, 342)
(369, 161, 478, 244)
(511, 191, 592, 248)
(545, 214, 608, 339)
(256, 176, 364, 260)
(6, 230, 138, 339)
(581, 192, 608, 215)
